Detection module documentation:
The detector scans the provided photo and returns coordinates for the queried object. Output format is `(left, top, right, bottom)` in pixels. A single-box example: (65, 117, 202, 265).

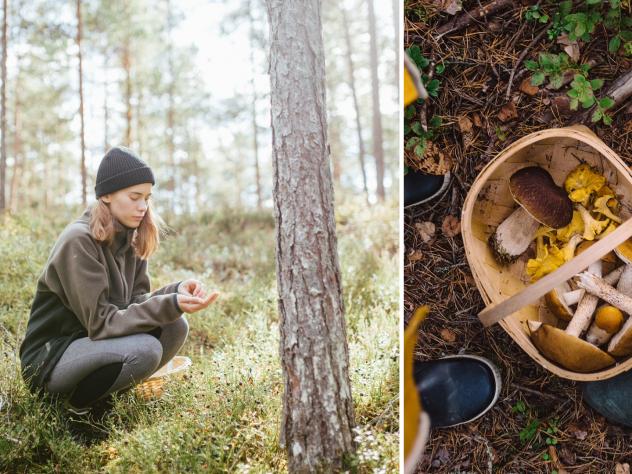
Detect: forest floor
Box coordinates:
(405, 1, 632, 473)
(0, 197, 398, 473)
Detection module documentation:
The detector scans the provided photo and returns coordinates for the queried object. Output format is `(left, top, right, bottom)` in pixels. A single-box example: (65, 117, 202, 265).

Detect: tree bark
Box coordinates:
(166, 0, 176, 213)
(0, 0, 7, 212)
(265, 0, 356, 472)
(392, 0, 399, 102)
(103, 55, 110, 153)
(341, 4, 369, 202)
(367, 0, 385, 201)
(76, 0, 87, 206)
(248, 0, 263, 209)
(8, 62, 21, 213)
(122, 37, 132, 146)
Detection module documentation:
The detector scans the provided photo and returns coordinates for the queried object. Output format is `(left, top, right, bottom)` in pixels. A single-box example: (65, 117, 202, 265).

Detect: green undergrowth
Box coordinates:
(0, 196, 398, 473)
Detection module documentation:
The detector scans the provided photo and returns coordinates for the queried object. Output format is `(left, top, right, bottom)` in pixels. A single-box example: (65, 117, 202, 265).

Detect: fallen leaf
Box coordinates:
(519, 77, 539, 96)
(415, 221, 436, 243)
(498, 102, 518, 122)
(472, 113, 483, 128)
(557, 33, 580, 62)
(616, 463, 630, 474)
(433, 0, 462, 15)
(552, 95, 572, 115)
(440, 328, 456, 342)
(567, 423, 588, 440)
(442, 215, 461, 237)
(408, 249, 423, 262)
(458, 115, 473, 134)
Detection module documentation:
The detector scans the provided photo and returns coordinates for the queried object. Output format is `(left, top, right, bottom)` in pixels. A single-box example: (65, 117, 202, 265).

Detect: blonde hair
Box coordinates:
(89, 199, 163, 259)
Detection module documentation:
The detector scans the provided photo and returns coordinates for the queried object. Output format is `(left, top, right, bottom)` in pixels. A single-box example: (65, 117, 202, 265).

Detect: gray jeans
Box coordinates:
(46, 316, 189, 400)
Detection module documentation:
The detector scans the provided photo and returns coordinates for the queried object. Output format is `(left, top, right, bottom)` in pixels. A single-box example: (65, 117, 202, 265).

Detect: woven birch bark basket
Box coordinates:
(461, 125, 632, 381)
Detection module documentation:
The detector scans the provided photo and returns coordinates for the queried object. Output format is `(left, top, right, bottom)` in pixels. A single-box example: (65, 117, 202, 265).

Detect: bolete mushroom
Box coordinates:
(576, 270, 632, 356)
(586, 305, 624, 345)
(489, 167, 573, 264)
(544, 281, 574, 322)
(528, 266, 624, 372)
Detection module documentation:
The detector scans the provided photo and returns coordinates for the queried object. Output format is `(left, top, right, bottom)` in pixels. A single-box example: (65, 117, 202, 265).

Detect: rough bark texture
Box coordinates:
(122, 38, 132, 146)
(76, 0, 87, 206)
(367, 0, 385, 201)
(0, 0, 7, 211)
(248, 0, 263, 209)
(341, 4, 369, 202)
(265, 0, 356, 472)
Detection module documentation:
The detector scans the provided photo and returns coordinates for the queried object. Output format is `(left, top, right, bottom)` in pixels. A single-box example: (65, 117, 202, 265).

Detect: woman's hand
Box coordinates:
(178, 279, 206, 298)
(177, 291, 219, 314)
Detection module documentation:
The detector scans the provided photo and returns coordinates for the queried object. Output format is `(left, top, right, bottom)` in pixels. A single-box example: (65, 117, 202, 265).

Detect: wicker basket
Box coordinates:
(462, 125, 632, 381)
(135, 355, 192, 401)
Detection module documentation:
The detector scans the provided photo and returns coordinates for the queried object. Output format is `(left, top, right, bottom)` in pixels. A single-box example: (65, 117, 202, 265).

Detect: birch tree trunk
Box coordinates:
(9, 61, 21, 213)
(76, 0, 87, 206)
(0, 0, 7, 212)
(122, 38, 132, 146)
(367, 0, 385, 201)
(341, 4, 369, 202)
(265, 0, 355, 471)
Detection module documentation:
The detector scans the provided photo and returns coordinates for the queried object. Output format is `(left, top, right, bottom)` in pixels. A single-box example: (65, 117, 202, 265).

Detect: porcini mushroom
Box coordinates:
(528, 266, 624, 372)
(489, 167, 573, 264)
(545, 282, 575, 321)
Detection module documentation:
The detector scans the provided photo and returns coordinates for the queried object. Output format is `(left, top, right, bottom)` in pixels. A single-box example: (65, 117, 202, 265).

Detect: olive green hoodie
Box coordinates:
(19, 208, 182, 391)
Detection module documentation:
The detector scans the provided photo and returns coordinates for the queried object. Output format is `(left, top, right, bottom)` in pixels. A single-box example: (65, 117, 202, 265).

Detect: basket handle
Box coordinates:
(478, 217, 632, 327)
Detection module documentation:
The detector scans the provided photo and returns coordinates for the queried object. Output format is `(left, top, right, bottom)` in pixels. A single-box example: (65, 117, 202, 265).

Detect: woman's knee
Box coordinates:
(123, 334, 163, 379)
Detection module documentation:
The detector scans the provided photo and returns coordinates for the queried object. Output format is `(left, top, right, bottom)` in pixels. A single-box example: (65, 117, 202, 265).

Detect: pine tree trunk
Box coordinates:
(0, 0, 7, 212)
(248, 0, 263, 209)
(166, 0, 176, 213)
(265, 1, 356, 471)
(392, 0, 399, 103)
(367, 0, 385, 201)
(341, 5, 369, 202)
(103, 55, 110, 152)
(122, 38, 132, 146)
(8, 64, 21, 213)
(77, 0, 87, 206)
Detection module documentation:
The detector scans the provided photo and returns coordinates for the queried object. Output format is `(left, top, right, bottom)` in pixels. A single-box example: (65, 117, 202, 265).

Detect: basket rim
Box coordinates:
(145, 355, 192, 382)
(460, 125, 632, 381)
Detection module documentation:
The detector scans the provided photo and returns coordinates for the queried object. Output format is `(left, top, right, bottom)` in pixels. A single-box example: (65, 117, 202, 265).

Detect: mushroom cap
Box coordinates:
(509, 167, 573, 229)
(544, 283, 574, 322)
(615, 239, 632, 265)
(594, 305, 624, 333)
(528, 321, 616, 372)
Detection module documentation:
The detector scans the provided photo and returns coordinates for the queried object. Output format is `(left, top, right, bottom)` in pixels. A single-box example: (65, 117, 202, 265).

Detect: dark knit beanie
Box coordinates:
(95, 146, 155, 198)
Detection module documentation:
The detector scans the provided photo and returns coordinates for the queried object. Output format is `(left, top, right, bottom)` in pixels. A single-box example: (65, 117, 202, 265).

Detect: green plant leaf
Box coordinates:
(586, 0, 602, 4)
(531, 72, 546, 86)
(621, 30, 632, 41)
(524, 59, 539, 71)
(426, 79, 440, 97)
(411, 122, 425, 136)
(603, 114, 613, 125)
(609, 36, 622, 53)
(569, 97, 579, 110)
(549, 74, 564, 89)
(429, 115, 442, 128)
(414, 143, 426, 157)
(599, 97, 615, 109)
(590, 78, 604, 90)
(405, 105, 416, 120)
(405, 136, 420, 150)
(540, 14, 549, 23)
(404, 123, 411, 135)
(567, 88, 579, 98)
(435, 63, 445, 74)
(581, 95, 596, 108)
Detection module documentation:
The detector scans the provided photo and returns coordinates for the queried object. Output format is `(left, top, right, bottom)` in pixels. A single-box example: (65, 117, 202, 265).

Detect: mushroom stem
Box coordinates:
(576, 270, 632, 315)
(563, 289, 584, 306)
(489, 207, 540, 263)
(565, 265, 624, 337)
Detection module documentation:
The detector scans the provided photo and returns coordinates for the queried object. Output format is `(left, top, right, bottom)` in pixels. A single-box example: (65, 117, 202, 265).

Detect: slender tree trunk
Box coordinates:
(8, 64, 21, 213)
(0, 0, 7, 212)
(265, 1, 355, 471)
(136, 83, 144, 156)
(248, 0, 263, 209)
(341, 5, 369, 202)
(122, 38, 132, 146)
(392, 0, 399, 102)
(367, 0, 385, 201)
(103, 54, 109, 152)
(76, 0, 87, 206)
(166, 0, 176, 213)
